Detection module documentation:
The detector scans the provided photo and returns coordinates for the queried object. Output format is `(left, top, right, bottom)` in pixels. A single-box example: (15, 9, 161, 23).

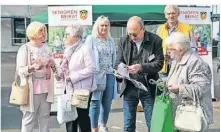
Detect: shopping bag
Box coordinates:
(150, 79, 174, 132)
(150, 95, 174, 132)
(57, 94, 78, 124)
(57, 91, 78, 124)
(162, 96, 174, 132)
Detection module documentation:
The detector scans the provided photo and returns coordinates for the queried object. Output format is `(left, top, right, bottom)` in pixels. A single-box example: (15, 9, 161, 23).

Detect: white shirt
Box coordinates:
(135, 38, 144, 51)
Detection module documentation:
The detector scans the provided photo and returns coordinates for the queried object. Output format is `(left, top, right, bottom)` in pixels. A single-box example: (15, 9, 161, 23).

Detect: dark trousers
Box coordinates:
(66, 94, 92, 132)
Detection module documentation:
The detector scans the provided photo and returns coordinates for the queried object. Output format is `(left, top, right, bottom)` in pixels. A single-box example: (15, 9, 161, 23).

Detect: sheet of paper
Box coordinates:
(114, 63, 148, 92)
(117, 62, 130, 78)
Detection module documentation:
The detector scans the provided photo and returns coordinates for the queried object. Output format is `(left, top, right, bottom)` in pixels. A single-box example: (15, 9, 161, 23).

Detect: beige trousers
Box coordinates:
(21, 93, 51, 132)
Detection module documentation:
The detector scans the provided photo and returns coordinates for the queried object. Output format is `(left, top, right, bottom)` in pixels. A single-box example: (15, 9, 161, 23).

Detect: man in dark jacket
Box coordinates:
(115, 16, 164, 132)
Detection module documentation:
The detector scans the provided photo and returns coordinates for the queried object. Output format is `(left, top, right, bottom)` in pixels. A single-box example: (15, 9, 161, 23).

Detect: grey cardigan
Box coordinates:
(167, 50, 213, 125)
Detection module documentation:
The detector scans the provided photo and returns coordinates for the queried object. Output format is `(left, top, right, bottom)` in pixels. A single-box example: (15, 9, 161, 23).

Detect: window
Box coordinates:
(12, 18, 30, 45)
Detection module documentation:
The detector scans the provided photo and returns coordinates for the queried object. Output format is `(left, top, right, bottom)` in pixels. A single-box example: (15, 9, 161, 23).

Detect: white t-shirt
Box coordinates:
(135, 38, 144, 51)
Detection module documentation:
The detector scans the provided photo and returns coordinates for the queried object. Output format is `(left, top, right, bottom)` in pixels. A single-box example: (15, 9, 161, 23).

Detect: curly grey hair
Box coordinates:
(165, 32, 190, 51)
(65, 23, 83, 39)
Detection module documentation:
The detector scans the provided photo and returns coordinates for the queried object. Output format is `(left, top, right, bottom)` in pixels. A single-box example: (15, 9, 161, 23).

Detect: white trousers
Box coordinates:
(21, 93, 51, 132)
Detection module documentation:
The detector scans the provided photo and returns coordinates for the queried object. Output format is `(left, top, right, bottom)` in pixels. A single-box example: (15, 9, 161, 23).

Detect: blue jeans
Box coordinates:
(123, 86, 154, 132)
(89, 74, 115, 128)
(201, 42, 208, 51)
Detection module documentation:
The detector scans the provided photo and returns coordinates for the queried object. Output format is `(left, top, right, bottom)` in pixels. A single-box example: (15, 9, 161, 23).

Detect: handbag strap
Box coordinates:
(192, 88, 200, 106)
(64, 79, 67, 94)
(13, 72, 19, 86)
(149, 79, 169, 100)
(13, 72, 28, 86)
(91, 74, 94, 89)
(181, 88, 200, 107)
(14, 44, 29, 87)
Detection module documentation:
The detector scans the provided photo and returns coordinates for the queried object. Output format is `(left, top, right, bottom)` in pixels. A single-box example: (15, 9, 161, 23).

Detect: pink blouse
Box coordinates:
(29, 44, 51, 94)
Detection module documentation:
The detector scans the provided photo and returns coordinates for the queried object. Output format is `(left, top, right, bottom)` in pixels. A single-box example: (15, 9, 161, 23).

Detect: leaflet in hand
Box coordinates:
(117, 62, 130, 78)
(114, 63, 148, 92)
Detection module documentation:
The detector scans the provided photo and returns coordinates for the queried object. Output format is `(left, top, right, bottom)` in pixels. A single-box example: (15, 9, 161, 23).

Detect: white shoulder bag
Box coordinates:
(174, 89, 208, 131)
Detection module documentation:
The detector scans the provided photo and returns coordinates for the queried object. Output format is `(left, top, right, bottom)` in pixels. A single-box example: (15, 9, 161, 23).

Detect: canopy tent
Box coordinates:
(31, 5, 166, 26)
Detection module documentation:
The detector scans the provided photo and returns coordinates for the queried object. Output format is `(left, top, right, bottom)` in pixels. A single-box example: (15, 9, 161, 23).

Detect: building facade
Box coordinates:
(1, 5, 48, 52)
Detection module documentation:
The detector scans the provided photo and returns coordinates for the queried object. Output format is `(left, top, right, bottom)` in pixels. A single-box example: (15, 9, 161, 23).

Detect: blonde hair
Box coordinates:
(26, 21, 47, 41)
(164, 5, 180, 15)
(92, 15, 110, 38)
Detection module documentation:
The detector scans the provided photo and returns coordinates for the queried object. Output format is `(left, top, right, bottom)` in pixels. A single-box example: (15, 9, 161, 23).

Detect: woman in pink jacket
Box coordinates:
(61, 24, 97, 132)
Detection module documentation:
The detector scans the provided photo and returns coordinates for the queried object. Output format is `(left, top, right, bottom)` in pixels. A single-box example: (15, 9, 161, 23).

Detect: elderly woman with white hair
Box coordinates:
(16, 21, 58, 132)
(85, 15, 117, 132)
(163, 32, 213, 131)
(61, 24, 96, 132)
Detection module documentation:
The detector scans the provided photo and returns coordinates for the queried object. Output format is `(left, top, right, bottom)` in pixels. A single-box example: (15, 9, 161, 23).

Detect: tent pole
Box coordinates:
(121, 27, 125, 37)
(25, 16, 27, 43)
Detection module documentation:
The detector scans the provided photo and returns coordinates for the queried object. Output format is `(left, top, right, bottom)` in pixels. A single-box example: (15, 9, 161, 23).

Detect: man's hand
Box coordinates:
(126, 64, 142, 74)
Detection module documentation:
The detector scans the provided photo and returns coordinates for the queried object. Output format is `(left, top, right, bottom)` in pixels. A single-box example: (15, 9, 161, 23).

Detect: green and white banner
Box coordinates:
(48, 6, 93, 112)
(179, 6, 215, 98)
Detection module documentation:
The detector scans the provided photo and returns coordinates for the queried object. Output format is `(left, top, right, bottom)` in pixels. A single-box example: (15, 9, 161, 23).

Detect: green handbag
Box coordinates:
(149, 79, 175, 132)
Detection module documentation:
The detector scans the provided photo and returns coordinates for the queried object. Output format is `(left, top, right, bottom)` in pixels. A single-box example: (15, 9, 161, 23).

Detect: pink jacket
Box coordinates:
(68, 42, 97, 93)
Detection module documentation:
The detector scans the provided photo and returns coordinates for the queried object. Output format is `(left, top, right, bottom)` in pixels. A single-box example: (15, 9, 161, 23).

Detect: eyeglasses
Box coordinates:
(128, 28, 143, 38)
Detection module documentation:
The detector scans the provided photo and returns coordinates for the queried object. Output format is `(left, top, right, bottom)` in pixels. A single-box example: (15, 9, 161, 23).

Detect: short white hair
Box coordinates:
(65, 23, 83, 39)
(165, 32, 190, 51)
(164, 5, 180, 15)
(92, 15, 110, 38)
